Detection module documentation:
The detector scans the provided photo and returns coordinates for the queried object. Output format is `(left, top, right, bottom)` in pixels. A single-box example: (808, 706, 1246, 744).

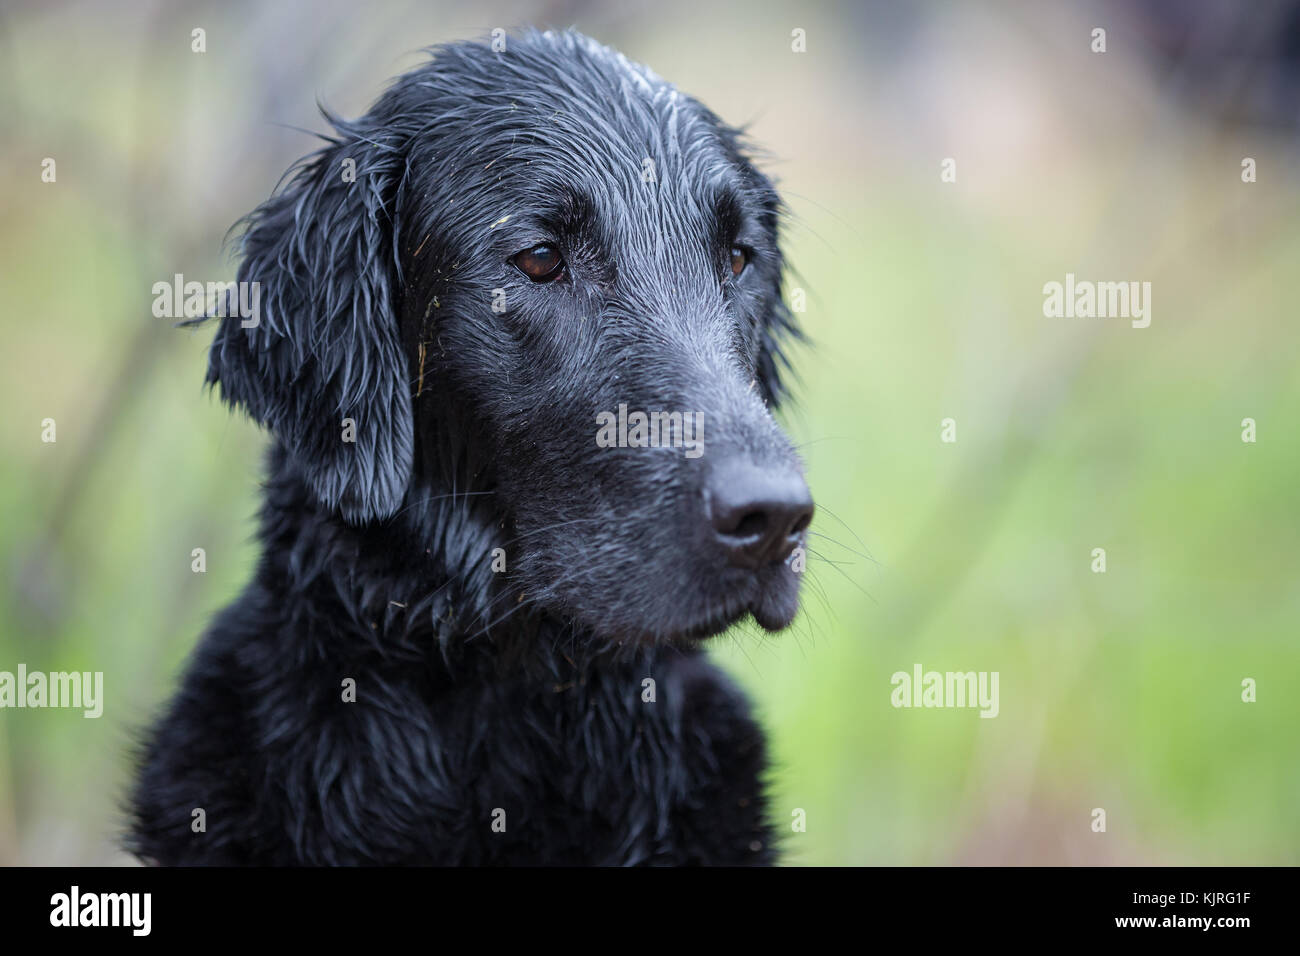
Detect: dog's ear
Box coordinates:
(753, 184, 803, 410)
(718, 123, 803, 409)
(208, 115, 414, 523)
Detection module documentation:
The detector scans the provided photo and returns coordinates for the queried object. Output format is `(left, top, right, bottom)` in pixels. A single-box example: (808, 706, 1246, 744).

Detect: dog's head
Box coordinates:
(210, 30, 812, 644)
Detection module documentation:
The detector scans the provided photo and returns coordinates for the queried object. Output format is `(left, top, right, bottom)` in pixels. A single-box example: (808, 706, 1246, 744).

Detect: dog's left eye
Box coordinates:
(729, 246, 748, 278)
(513, 245, 565, 282)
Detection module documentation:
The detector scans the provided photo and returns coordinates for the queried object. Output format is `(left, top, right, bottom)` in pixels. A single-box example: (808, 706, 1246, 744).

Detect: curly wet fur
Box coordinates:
(128, 29, 807, 865)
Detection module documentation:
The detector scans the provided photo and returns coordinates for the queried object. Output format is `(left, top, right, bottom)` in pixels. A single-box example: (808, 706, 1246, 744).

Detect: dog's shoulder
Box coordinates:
(130, 602, 776, 864)
(126, 595, 279, 864)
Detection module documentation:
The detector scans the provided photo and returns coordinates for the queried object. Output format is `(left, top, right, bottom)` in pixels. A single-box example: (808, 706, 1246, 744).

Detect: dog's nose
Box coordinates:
(708, 462, 814, 570)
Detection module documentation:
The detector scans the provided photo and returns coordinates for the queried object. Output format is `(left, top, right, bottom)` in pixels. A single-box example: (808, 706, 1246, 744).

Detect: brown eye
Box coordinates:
(729, 246, 748, 278)
(513, 245, 565, 282)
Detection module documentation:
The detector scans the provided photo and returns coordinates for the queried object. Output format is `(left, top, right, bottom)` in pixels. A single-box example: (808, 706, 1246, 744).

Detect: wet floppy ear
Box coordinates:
(719, 120, 804, 408)
(753, 180, 804, 409)
(207, 117, 414, 523)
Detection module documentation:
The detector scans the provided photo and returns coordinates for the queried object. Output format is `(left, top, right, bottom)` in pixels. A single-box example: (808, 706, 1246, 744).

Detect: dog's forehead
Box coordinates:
(412, 32, 744, 208)
(559, 36, 731, 174)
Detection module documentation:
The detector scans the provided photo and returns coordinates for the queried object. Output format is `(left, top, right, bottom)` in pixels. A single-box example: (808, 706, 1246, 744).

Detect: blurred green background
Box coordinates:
(1, 0, 1297, 865)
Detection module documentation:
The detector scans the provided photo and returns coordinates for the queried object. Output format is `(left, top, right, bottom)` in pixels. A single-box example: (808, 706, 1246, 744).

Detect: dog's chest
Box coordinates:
(312, 648, 774, 864)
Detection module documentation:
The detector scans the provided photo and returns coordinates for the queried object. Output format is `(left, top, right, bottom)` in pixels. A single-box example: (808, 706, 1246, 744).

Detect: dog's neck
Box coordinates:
(251, 441, 667, 680)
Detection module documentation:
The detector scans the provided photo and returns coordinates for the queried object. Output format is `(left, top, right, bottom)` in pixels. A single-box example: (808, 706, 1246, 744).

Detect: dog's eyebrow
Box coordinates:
(711, 186, 746, 243)
(537, 186, 597, 235)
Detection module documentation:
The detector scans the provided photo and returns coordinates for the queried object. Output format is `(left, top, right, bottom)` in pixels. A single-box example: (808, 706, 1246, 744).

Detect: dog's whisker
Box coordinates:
(806, 531, 875, 564)
(386, 489, 496, 522)
(803, 547, 856, 569)
(805, 553, 877, 606)
(809, 502, 876, 563)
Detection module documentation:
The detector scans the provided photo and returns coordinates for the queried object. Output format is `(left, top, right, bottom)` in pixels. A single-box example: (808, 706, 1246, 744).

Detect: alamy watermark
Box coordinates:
(50, 886, 150, 936)
(0, 665, 103, 718)
(890, 663, 999, 718)
(152, 273, 260, 327)
(1042, 273, 1151, 328)
(595, 404, 704, 459)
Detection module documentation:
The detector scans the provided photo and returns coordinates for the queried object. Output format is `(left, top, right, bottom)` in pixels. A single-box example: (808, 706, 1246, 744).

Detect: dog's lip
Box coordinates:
(556, 546, 808, 645)
(749, 582, 800, 632)
(675, 566, 804, 641)
(599, 590, 797, 646)
(677, 605, 752, 641)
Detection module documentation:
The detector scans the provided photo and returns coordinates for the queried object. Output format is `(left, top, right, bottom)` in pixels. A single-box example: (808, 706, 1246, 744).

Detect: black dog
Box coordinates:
(129, 29, 813, 865)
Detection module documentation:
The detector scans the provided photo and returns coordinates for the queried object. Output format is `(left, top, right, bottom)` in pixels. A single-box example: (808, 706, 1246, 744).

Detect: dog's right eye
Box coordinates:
(513, 245, 565, 282)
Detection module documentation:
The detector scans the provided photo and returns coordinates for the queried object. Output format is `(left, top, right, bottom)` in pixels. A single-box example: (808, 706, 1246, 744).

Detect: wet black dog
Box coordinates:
(129, 29, 812, 865)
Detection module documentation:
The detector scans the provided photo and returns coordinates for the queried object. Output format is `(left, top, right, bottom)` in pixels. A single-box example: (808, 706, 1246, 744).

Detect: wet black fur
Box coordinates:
(128, 29, 808, 865)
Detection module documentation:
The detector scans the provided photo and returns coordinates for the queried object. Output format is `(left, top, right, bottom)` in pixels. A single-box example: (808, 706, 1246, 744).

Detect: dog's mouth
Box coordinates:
(678, 600, 792, 642)
(717, 571, 804, 635)
(599, 543, 808, 646)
